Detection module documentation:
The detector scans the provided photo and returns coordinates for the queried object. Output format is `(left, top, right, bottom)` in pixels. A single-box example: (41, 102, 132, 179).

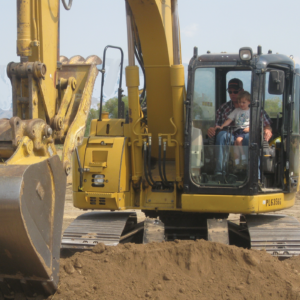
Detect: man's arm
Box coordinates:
(207, 103, 230, 137)
(207, 127, 216, 138)
(207, 106, 223, 138)
(264, 126, 272, 141)
(262, 110, 272, 142)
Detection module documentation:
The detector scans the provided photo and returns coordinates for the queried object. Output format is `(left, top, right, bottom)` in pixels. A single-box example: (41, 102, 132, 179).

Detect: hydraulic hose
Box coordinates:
(158, 137, 169, 187)
(162, 141, 170, 185)
(147, 137, 157, 187)
(75, 147, 83, 191)
(144, 141, 154, 187)
(134, 47, 146, 102)
(62, 0, 73, 10)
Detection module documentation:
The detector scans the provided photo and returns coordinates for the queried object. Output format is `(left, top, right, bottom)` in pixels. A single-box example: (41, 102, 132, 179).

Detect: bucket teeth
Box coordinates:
(59, 55, 102, 65)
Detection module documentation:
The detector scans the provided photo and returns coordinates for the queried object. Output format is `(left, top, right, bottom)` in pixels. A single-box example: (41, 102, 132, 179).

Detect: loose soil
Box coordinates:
(51, 171, 300, 300)
(52, 240, 300, 300)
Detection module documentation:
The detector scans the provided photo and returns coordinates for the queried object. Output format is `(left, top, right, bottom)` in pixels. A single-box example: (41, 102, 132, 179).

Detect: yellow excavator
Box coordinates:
(0, 0, 101, 298)
(67, 0, 300, 258)
(1, 0, 300, 298)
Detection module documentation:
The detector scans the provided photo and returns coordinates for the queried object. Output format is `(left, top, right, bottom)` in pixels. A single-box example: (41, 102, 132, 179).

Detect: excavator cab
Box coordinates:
(180, 48, 300, 256)
(185, 47, 299, 198)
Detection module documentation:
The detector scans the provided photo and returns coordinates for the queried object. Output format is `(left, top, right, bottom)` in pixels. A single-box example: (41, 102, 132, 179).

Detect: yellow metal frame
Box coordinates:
(73, 191, 131, 210)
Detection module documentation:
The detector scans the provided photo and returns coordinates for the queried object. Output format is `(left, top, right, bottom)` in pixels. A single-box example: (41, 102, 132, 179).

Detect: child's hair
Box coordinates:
(238, 91, 251, 102)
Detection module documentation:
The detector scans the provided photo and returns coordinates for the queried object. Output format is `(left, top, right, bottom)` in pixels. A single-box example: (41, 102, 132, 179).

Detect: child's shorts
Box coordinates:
(233, 128, 246, 140)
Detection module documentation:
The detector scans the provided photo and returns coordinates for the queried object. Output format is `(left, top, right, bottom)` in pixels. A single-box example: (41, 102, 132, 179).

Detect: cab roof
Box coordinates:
(197, 53, 294, 69)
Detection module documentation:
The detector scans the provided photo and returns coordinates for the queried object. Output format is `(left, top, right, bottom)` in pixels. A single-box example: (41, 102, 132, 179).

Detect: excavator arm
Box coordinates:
(0, 0, 100, 298)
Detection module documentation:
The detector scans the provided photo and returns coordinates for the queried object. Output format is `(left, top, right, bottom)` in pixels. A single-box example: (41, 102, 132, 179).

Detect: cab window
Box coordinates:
(192, 68, 216, 137)
(226, 71, 251, 101)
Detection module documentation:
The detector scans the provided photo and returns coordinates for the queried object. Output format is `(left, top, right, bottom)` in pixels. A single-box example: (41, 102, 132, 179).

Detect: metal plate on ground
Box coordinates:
(61, 211, 136, 249)
(207, 219, 229, 245)
(143, 218, 165, 244)
(245, 214, 300, 257)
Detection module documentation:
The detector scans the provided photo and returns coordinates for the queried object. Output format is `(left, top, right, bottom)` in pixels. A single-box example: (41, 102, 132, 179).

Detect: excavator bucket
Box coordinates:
(0, 155, 66, 298)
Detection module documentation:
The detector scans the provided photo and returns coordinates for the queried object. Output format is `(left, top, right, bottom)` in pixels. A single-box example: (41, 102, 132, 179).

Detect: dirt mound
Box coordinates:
(48, 240, 300, 300)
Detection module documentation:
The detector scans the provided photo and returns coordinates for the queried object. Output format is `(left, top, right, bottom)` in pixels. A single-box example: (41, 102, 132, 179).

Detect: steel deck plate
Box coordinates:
(61, 211, 136, 249)
(245, 214, 300, 257)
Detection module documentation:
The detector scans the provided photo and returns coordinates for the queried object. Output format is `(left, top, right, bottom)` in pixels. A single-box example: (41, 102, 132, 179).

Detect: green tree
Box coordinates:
(103, 96, 128, 119)
(84, 96, 128, 136)
(265, 97, 282, 118)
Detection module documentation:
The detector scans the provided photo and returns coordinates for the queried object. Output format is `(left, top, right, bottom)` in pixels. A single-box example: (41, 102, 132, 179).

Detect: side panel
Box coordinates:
(73, 136, 131, 209)
(182, 192, 295, 214)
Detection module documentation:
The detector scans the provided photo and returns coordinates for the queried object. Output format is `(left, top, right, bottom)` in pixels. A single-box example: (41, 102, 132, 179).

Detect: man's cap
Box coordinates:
(227, 78, 243, 90)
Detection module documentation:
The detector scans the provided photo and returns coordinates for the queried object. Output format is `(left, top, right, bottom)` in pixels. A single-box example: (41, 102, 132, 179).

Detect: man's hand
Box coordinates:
(207, 127, 216, 138)
(264, 128, 272, 142)
(243, 127, 249, 133)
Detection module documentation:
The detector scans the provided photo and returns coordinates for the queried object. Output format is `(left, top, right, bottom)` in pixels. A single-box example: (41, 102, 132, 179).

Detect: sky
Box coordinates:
(1, 0, 300, 67)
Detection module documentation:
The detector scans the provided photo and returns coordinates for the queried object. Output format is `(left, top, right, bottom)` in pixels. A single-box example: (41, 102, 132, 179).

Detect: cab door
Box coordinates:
(289, 70, 300, 192)
(261, 68, 292, 192)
